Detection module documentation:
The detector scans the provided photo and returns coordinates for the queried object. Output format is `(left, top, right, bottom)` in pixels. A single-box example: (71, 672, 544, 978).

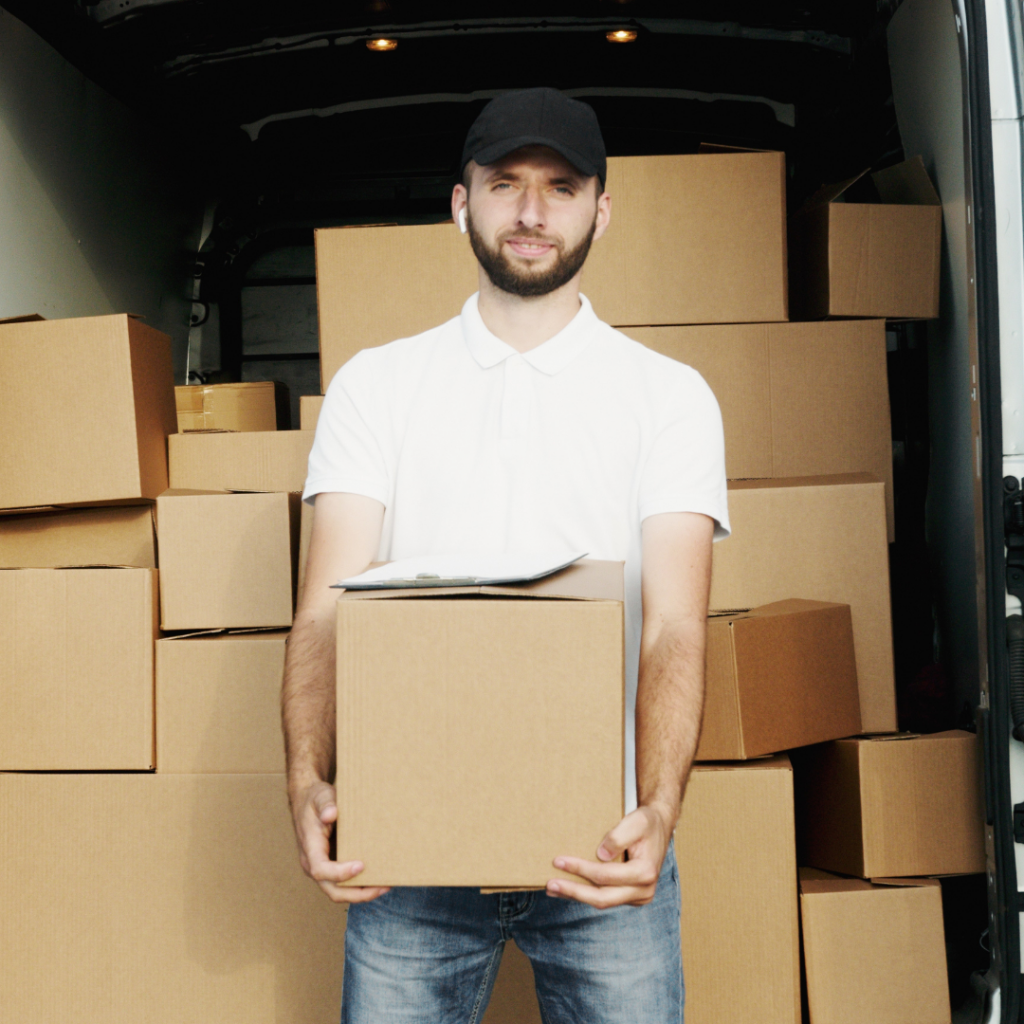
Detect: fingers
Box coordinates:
(317, 881, 392, 905)
(312, 784, 338, 825)
(596, 808, 653, 861)
(552, 854, 659, 889)
(546, 876, 655, 909)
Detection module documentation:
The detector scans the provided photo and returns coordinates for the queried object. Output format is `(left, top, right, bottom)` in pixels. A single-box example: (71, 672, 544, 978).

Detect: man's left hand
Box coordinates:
(546, 804, 673, 909)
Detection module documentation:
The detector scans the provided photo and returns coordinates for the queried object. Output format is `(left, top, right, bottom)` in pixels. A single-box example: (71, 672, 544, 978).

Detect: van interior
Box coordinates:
(0, 0, 1010, 1018)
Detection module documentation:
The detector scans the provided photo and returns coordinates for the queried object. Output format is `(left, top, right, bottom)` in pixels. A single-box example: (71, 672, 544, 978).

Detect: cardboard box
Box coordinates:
(175, 380, 288, 432)
(168, 430, 314, 493)
(790, 156, 942, 320)
(0, 773, 345, 1024)
(0, 314, 176, 509)
(481, 944, 542, 1024)
(0, 505, 156, 568)
(710, 475, 896, 733)
(678, 757, 800, 1024)
(156, 490, 297, 630)
(800, 869, 950, 1024)
(698, 600, 860, 761)
(0, 567, 157, 769)
(316, 151, 787, 387)
(156, 631, 288, 773)
(299, 393, 325, 430)
(334, 560, 624, 887)
(794, 730, 986, 878)
(624, 318, 895, 540)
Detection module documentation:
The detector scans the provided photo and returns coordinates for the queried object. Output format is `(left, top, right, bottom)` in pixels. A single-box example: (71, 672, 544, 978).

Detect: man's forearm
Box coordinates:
(282, 609, 337, 796)
(634, 621, 706, 826)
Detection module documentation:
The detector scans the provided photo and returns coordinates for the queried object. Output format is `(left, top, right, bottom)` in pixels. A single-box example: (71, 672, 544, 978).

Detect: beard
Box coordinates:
(467, 213, 597, 298)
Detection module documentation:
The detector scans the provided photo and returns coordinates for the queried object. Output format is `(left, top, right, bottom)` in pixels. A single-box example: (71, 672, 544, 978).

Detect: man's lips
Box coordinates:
(505, 238, 556, 258)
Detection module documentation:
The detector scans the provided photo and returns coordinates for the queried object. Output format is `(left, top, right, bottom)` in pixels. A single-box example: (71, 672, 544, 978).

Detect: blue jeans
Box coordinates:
(341, 842, 682, 1024)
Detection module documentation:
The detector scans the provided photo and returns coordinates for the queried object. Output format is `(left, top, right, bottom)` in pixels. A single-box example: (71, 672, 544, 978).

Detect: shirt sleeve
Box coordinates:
(302, 350, 391, 506)
(637, 366, 731, 540)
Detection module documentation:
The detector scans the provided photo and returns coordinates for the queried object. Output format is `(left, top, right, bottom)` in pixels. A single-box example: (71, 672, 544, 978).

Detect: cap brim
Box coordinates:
(467, 136, 600, 181)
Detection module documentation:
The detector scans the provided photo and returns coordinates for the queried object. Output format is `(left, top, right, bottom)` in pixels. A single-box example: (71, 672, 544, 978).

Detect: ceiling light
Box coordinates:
(366, 37, 398, 52)
(606, 28, 638, 43)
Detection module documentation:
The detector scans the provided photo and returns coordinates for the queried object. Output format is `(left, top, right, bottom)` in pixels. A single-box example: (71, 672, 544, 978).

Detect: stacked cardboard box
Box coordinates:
(0, 313, 343, 1022)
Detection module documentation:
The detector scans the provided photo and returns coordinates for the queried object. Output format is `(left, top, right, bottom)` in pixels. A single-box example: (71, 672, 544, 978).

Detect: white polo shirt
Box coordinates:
(305, 293, 730, 811)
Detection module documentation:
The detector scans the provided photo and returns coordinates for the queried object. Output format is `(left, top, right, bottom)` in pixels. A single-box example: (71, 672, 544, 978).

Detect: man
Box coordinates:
(283, 87, 729, 1023)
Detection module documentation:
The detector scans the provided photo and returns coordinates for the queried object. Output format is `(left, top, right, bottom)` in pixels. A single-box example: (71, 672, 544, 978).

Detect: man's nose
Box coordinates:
(515, 186, 547, 230)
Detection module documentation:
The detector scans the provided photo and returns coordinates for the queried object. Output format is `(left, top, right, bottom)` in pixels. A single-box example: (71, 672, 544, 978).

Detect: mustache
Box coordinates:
(496, 227, 563, 249)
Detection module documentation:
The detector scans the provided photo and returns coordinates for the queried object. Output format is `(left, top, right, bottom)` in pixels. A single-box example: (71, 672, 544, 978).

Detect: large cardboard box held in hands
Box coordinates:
(800, 870, 950, 1024)
(316, 151, 787, 387)
(156, 631, 288, 773)
(168, 430, 314, 493)
(157, 490, 297, 630)
(795, 731, 986, 878)
(677, 757, 800, 1024)
(624, 318, 895, 540)
(0, 773, 345, 1024)
(697, 600, 860, 761)
(711, 474, 896, 733)
(0, 314, 176, 509)
(175, 380, 288, 432)
(0, 567, 157, 769)
(334, 560, 624, 887)
(790, 156, 942, 320)
(0, 505, 156, 568)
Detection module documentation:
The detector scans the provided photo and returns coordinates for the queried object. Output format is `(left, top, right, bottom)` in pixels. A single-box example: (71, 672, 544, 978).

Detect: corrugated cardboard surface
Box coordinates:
(315, 152, 787, 387)
(623, 319, 895, 540)
(335, 562, 624, 886)
(0, 567, 157, 769)
(481, 943, 543, 1024)
(299, 393, 325, 430)
(0, 773, 346, 1024)
(157, 490, 296, 630)
(795, 731, 986, 878)
(678, 757, 800, 1024)
(698, 600, 861, 760)
(800, 871, 950, 1024)
(175, 381, 282, 433)
(710, 475, 896, 733)
(156, 631, 288, 773)
(0, 505, 156, 568)
(582, 151, 788, 327)
(316, 222, 478, 390)
(0, 314, 176, 509)
(791, 156, 942, 320)
(168, 430, 314, 493)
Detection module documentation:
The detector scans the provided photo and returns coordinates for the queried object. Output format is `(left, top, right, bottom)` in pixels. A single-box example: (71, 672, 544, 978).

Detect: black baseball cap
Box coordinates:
(460, 87, 607, 187)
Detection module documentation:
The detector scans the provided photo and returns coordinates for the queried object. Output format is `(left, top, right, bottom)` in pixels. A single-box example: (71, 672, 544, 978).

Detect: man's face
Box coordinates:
(461, 146, 609, 298)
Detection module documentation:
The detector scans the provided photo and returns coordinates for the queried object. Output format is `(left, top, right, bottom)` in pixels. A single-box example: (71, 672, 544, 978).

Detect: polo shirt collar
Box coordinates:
(460, 292, 599, 376)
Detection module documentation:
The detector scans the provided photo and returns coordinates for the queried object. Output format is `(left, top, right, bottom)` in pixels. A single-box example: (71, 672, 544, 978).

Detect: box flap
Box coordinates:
(697, 142, 773, 155)
(691, 754, 792, 773)
(800, 170, 870, 211)
(728, 472, 879, 492)
(870, 156, 941, 207)
(337, 558, 624, 603)
(0, 313, 45, 324)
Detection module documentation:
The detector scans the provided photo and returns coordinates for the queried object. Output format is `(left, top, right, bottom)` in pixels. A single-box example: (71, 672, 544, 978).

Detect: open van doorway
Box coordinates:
(0, 1, 1019, 1021)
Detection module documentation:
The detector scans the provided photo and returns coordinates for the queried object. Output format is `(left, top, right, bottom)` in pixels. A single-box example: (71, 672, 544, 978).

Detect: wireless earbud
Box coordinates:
(458, 209, 468, 234)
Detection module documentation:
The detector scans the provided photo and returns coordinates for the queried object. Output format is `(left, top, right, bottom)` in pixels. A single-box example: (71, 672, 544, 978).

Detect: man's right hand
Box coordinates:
(290, 779, 391, 905)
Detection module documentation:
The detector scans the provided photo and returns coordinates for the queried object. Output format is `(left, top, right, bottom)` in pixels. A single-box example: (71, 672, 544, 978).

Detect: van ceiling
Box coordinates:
(4, 1, 900, 203)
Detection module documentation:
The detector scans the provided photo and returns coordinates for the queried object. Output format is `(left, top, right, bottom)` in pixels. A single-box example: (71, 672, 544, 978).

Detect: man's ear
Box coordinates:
(592, 190, 612, 243)
(451, 182, 468, 233)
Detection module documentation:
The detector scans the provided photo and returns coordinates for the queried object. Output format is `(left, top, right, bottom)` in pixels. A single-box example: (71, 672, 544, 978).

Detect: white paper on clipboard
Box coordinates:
(336, 551, 588, 590)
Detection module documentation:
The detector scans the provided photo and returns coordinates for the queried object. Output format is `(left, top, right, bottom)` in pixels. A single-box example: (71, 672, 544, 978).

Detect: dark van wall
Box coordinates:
(0, 9, 201, 377)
